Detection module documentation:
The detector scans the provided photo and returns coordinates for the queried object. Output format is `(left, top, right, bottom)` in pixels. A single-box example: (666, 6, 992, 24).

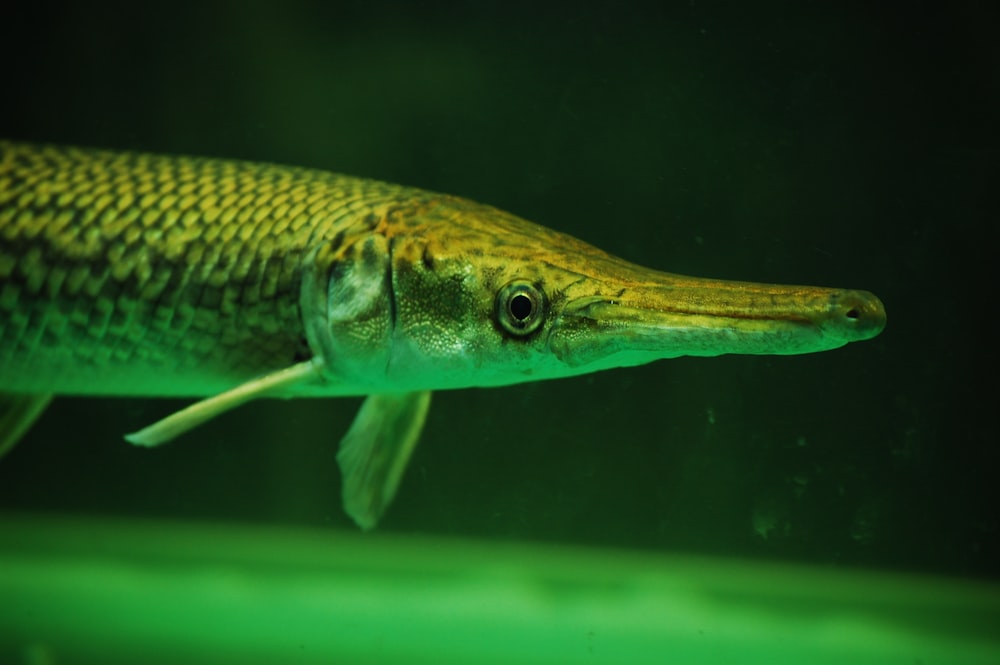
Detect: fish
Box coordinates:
(0, 141, 886, 529)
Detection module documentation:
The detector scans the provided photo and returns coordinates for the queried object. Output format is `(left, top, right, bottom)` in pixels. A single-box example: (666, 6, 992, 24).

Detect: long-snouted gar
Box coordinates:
(0, 141, 886, 529)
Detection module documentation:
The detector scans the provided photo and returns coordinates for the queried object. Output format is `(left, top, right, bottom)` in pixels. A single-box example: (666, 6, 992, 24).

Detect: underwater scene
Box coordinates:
(1, 2, 996, 663)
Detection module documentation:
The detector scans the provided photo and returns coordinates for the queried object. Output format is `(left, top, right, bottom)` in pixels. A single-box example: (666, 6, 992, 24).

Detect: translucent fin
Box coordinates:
(338, 391, 432, 530)
(0, 393, 53, 460)
(125, 360, 322, 447)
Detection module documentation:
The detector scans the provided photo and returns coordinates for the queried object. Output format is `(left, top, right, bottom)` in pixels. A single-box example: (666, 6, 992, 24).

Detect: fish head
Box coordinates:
(326, 195, 885, 391)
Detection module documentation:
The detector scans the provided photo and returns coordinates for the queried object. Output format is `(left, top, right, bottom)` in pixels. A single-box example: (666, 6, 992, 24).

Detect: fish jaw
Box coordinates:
(547, 279, 886, 372)
(318, 197, 888, 392)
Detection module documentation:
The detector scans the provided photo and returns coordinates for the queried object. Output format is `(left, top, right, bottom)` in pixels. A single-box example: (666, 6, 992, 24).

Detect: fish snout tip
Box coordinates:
(827, 289, 886, 341)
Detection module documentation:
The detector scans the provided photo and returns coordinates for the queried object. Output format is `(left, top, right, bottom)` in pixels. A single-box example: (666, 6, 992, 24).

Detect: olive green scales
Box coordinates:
(0, 141, 886, 528)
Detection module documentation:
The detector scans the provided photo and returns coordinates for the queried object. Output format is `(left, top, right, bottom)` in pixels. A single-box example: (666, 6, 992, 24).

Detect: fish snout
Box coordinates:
(820, 289, 886, 342)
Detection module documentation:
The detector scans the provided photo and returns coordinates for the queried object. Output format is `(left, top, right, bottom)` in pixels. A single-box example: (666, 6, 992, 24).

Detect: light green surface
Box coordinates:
(1, 514, 997, 664)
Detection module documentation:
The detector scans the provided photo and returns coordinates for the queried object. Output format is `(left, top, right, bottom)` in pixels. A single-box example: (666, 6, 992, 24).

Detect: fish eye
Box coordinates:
(496, 280, 546, 336)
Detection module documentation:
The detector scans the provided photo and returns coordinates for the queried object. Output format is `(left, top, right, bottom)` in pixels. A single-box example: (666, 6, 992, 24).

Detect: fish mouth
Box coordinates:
(547, 278, 886, 369)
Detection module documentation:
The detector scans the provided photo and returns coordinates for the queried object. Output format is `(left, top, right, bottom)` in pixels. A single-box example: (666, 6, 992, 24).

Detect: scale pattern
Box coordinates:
(0, 141, 424, 395)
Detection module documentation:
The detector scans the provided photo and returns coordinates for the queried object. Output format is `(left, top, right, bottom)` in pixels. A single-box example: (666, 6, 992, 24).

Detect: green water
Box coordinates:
(1, 2, 996, 662)
(3, 515, 998, 665)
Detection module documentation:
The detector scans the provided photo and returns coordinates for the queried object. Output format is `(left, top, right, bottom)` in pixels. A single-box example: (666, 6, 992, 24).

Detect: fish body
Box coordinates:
(1, 142, 428, 397)
(0, 141, 886, 528)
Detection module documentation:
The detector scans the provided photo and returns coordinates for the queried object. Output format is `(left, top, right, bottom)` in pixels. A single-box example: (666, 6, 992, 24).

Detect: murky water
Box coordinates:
(1, 3, 996, 662)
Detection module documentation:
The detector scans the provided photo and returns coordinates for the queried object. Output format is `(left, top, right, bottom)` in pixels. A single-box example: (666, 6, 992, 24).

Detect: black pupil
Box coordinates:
(509, 293, 533, 321)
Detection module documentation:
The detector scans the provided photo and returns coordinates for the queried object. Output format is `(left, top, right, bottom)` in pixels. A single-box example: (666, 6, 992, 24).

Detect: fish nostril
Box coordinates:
(826, 290, 885, 339)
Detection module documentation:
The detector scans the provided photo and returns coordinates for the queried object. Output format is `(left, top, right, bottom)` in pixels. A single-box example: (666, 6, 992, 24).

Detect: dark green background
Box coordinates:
(1, 2, 994, 577)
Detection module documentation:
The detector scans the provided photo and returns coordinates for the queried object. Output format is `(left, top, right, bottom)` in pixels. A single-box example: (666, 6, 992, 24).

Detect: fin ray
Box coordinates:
(125, 360, 322, 447)
(0, 393, 53, 459)
(338, 391, 432, 530)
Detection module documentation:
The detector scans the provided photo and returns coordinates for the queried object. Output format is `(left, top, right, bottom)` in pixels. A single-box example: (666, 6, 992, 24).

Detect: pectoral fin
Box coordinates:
(337, 391, 432, 530)
(0, 393, 52, 459)
(125, 360, 323, 447)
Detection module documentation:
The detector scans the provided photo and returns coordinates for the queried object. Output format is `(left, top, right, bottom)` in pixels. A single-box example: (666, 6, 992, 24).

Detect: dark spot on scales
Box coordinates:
(293, 337, 311, 362)
(361, 237, 381, 270)
(329, 230, 345, 253)
(201, 285, 222, 308)
(327, 259, 346, 281)
(421, 245, 435, 271)
(481, 266, 503, 292)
